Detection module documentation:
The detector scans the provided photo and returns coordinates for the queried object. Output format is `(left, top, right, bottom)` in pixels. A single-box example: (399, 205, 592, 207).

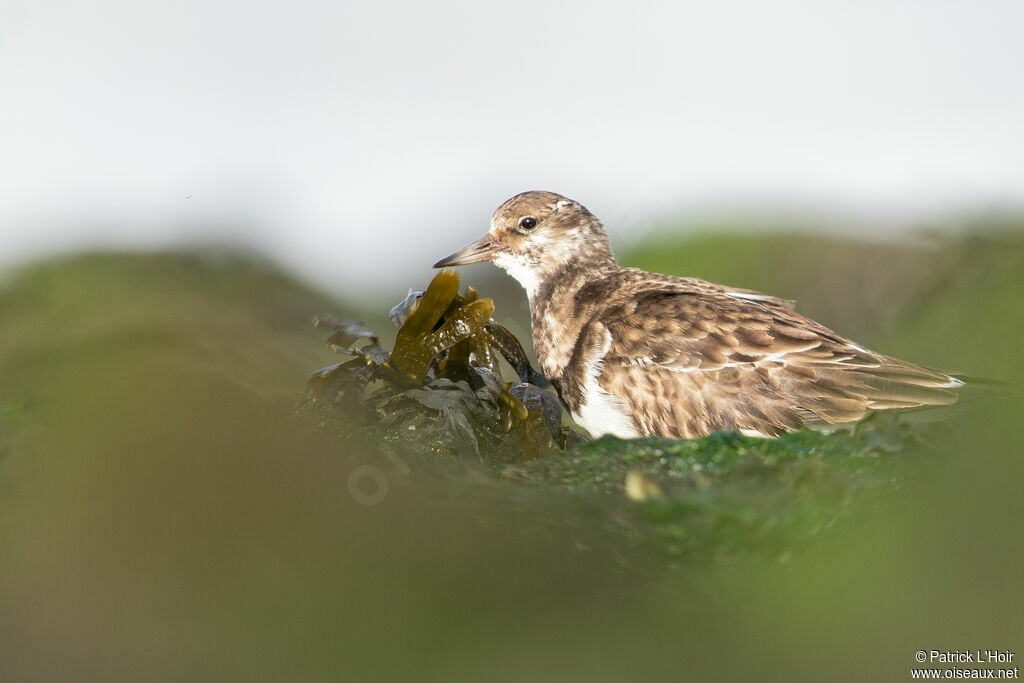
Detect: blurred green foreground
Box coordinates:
(1, 229, 1022, 682)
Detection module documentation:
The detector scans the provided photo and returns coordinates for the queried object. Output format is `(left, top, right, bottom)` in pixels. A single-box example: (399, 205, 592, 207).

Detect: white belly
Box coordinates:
(572, 389, 641, 439)
(571, 326, 641, 439)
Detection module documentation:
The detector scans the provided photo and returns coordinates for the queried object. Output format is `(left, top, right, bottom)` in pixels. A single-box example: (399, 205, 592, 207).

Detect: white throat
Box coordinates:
(493, 251, 541, 301)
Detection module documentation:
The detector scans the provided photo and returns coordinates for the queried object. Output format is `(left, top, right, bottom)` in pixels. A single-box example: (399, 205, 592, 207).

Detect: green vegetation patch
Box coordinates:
(497, 418, 934, 560)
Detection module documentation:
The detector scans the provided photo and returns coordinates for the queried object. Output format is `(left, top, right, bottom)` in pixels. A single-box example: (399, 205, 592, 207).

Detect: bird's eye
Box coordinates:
(519, 216, 538, 231)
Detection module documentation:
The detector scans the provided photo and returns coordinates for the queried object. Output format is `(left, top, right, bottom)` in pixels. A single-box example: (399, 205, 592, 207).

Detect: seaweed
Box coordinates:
(307, 270, 574, 459)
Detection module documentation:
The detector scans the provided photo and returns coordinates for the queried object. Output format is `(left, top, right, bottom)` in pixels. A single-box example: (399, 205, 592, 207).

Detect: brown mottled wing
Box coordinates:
(597, 290, 960, 438)
(673, 277, 798, 311)
(617, 269, 799, 311)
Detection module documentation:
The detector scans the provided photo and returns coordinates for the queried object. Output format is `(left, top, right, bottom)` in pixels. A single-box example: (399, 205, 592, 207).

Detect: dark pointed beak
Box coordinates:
(433, 234, 501, 268)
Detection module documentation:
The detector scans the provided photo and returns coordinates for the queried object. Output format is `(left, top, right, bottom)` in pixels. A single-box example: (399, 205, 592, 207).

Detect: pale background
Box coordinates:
(2, 0, 1022, 294)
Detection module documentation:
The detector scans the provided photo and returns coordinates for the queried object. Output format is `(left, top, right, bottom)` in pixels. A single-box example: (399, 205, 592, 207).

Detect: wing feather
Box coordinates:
(592, 288, 960, 438)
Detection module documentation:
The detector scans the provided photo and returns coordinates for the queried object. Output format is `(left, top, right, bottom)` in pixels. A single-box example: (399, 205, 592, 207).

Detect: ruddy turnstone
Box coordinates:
(433, 191, 963, 439)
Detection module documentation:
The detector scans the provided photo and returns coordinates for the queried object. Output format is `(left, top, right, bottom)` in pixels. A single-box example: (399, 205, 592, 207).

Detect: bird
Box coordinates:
(433, 190, 964, 439)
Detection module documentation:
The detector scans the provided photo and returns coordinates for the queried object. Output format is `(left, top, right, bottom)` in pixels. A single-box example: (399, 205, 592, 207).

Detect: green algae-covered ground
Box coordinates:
(1, 232, 1022, 681)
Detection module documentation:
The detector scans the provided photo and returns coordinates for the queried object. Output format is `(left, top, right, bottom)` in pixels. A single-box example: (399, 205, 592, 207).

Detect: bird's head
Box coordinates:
(433, 191, 614, 298)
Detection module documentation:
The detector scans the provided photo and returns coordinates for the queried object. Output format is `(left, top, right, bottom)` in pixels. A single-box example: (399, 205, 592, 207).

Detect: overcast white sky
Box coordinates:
(2, 0, 1022, 294)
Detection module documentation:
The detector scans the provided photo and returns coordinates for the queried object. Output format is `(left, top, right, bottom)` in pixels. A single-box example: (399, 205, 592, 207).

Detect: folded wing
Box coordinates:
(594, 289, 961, 438)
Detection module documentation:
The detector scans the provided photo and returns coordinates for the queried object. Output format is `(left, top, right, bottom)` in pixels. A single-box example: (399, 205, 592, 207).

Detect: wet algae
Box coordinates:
(306, 270, 573, 460)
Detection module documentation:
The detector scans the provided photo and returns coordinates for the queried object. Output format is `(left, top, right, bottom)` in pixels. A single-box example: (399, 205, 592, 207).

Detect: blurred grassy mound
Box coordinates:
(0, 232, 1021, 682)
